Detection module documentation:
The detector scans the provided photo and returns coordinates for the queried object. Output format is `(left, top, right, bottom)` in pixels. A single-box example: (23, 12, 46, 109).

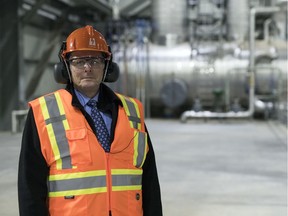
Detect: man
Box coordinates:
(18, 25, 162, 216)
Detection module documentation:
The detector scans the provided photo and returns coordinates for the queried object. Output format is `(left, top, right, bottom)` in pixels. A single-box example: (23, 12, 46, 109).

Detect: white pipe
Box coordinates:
(249, 7, 279, 115)
(264, 19, 272, 42)
(180, 6, 280, 122)
(248, 7, 256, 116)
(180, 110, 252, 122)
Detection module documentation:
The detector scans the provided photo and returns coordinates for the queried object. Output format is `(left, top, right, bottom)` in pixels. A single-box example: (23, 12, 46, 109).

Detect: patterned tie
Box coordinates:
(87, 100, 110, 152)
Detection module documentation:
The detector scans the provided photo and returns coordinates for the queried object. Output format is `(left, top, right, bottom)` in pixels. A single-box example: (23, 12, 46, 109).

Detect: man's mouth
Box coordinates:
(82, 77, 94, 80)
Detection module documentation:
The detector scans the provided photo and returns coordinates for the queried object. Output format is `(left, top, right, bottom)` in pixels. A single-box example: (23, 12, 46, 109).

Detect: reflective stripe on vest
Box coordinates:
(48, 169, 142, 197)
(133, 131, 148, 168)
(48, 170, 107, 197)
(39, 92, 72, 170)
(117, 94, 147, 168)
(117, 94, 142, 130)
(111, 169, 143, 191)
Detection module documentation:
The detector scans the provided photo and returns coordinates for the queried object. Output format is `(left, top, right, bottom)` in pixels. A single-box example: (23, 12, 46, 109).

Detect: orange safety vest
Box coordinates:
(29, 89, 149, 216)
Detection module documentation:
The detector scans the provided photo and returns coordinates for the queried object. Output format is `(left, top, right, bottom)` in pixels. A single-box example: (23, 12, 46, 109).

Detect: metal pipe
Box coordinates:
(264, 18, 272, 41)
(248, 7, 279, 115)
(248, 7, 256, 116)
(144, 37, 151, 118)
(180, 6, 280, 122)
(249, 7, 280, 70)
(180, 110, 252, 122)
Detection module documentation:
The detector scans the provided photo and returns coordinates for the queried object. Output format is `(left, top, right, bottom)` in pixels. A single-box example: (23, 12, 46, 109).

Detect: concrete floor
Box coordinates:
(0, 119, 287, 216)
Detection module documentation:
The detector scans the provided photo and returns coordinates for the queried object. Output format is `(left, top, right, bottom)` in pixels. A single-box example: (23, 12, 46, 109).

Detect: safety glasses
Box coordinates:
(69, 57, 106, 68)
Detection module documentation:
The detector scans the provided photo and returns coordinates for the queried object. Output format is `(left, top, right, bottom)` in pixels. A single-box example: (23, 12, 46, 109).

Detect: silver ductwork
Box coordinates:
(227, 0, 249, 41)
(111, 1, 286, 120)
(113, 40, 285, 113)
(151, 0, 186, 44)
(180, 6, 282, 121)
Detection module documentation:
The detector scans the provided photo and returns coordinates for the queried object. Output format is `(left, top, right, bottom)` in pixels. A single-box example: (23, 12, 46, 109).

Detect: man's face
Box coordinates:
(69, 50, 106, 97)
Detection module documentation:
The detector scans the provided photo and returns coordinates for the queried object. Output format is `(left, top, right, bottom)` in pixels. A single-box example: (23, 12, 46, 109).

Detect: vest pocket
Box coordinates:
(128, 190, 143, 215)
(49, 196, 88, 216)
(66, 128, 92, 166)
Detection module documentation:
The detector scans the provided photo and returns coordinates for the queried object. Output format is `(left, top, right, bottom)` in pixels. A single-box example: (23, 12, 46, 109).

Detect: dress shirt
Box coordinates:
(74, 89, 112, 135)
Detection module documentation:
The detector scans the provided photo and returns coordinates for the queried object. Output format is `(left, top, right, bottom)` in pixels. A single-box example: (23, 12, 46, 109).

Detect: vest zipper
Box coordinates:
(106, 153, 112, 215)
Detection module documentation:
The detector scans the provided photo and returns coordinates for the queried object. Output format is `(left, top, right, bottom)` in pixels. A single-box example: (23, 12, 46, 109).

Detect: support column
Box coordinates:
(0, 0, 20, 131)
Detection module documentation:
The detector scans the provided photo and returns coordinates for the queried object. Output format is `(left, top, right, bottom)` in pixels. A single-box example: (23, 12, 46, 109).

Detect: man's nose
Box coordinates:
(84, 61, 92, 70)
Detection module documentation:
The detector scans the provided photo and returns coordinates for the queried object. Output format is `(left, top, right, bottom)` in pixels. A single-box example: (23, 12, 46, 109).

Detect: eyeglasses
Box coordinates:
(69, 57, 106, 68)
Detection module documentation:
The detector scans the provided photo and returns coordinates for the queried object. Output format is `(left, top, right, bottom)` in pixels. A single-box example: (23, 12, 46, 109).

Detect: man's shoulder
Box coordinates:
(29, 89, 70, 105)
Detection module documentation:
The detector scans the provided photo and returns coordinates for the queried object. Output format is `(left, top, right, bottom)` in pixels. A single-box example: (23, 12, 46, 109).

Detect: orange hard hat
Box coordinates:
(62, 25, 111, 59)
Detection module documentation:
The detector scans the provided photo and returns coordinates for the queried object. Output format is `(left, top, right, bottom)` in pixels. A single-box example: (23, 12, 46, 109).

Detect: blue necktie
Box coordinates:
(87, 100, 110, 152)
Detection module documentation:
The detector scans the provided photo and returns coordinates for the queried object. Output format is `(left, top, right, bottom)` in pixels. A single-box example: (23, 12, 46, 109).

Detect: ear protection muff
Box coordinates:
(53, 42, 119, 84)
(54, 41, 70, 84)
(105, 61, 120, 82)
(103, 45, 119, 82)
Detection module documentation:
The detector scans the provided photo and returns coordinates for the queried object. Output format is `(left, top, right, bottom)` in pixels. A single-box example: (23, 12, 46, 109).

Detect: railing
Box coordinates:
(11, 110, 28, 133)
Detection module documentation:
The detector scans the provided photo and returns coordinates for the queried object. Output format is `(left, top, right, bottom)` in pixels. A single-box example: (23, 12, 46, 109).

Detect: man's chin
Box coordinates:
(81, 79, 100, 85)
(80, 81, 101, 89)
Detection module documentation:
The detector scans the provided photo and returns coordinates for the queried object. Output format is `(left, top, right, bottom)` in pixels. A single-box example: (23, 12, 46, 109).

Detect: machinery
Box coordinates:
(112, 41, 286, 119)
(10, 0, 287, 133)
(108, 0, 287, 122)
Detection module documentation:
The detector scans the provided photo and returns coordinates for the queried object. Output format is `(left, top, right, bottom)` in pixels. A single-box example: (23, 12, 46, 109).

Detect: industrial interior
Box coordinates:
(0, 0, 287, 130)
(0, 0, 287, 216)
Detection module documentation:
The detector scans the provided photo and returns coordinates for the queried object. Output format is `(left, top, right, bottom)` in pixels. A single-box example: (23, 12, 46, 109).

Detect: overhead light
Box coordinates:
(22, 3, 32, 10)
(22, 1, 60, 20)
(57, 0, 75, 6)
(127, 0, 151, 17)
(37, 9, 57, 20)
(42, 4, 62, 17)
(68, 14, 80, 23)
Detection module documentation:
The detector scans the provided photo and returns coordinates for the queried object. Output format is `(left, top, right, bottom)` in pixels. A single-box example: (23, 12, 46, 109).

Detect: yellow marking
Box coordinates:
(46, 124, 62, 170)
(49, 170, 107, 181)
(111, 169, 143, 175)
(49, 187, 107, 197)
(133, 131, 139, 167)
(128, 97, 141, 130)
(39, 97, 49, 120)
(55, 92, 70, 130)
(130, 98, 140, 118)
(139, 134, 148, 168)
(39, 97, 62, 170)
(112, 185, 142, 191)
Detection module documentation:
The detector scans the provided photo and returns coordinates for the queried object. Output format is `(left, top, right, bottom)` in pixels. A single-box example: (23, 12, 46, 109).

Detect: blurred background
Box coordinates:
(0, 0, 287, 216)
(0, 0, 287, 129)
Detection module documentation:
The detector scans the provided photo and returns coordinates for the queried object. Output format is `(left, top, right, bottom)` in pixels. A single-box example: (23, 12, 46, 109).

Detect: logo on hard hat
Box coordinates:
(89, 38, 96, 46)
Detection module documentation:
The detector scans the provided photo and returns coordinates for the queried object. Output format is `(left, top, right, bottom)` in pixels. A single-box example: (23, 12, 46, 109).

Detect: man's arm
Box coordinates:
(142, 125, 163, 216)
(18, 108, 49, 216)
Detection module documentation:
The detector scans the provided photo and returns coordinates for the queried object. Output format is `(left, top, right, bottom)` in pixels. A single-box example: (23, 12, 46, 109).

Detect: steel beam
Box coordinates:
(0, 0, 20, 130)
